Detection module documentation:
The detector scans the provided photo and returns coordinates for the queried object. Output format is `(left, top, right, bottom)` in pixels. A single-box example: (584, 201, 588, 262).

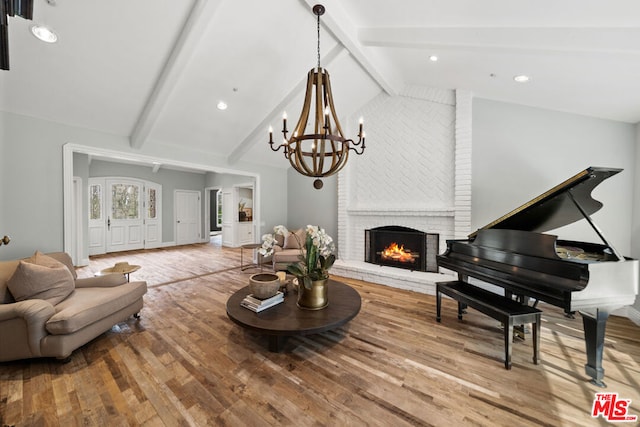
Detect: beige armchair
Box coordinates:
(0, 251, 147, 362)
(272, 228, 306, 271)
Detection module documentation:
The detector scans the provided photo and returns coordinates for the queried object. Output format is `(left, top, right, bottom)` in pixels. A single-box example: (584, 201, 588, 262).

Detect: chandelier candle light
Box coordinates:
(268, 4, 366, 189)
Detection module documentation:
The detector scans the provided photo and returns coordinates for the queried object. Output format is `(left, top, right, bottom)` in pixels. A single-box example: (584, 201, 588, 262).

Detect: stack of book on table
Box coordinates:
(241, 291, 284, 312)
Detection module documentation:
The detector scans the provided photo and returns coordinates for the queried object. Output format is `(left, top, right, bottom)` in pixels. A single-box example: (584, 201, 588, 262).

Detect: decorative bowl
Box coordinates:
(249, 273, 281, 299)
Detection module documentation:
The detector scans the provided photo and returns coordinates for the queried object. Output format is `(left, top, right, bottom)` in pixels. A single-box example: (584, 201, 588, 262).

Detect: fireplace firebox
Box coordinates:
(365, 226, 439, 272)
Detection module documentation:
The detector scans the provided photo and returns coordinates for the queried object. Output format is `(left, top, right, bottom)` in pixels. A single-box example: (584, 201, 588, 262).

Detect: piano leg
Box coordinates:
(580, 309, 609, 388)
(505, 319, 513, 370)
(457, 302, 465, 320)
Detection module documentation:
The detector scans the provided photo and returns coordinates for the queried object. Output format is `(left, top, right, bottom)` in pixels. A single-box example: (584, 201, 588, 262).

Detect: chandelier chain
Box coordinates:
(317, 12, 321, 68)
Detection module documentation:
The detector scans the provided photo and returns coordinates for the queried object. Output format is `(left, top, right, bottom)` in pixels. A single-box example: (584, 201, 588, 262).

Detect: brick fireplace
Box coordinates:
(331, 87, 472, 295)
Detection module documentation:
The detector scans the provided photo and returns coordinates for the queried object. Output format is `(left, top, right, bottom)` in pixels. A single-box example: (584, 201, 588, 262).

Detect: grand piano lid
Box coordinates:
(469, 167, 622, 238)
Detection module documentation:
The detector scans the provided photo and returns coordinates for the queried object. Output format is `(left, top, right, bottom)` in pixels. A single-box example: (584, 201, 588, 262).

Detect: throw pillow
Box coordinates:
(7, 255, 75, 306)
(29, 251, 64, 269)
(283, 229, 306, 249)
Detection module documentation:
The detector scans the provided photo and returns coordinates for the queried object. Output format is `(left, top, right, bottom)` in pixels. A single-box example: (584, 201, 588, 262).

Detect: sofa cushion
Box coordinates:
(46, 281, 147, 335)
(7, 257, 75, 306)
(0, 252, 76, 305)
(0, 260, 20, 304)
(274, 249, 304, 264)
(283, 229, 305, 249)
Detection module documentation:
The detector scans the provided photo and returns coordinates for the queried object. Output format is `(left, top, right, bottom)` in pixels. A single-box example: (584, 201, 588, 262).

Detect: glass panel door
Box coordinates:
(88, 179, 106, 255)
(106, 179, 144, 252)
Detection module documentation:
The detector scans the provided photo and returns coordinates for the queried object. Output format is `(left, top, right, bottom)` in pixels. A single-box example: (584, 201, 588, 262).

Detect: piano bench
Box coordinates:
(435, 280, 542, 370)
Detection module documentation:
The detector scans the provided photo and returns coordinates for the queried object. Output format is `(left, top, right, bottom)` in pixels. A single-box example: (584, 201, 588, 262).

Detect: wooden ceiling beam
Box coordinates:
(130, 0, 223, 150)
(301, 0, 402, 96)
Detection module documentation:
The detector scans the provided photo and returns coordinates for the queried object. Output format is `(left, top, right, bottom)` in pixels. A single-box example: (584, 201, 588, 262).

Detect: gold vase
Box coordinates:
(297, 277, 329, 310)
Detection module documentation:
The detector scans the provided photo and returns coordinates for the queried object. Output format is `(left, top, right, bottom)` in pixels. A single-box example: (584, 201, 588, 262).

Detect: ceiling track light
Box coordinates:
(31, 25, 57, 43)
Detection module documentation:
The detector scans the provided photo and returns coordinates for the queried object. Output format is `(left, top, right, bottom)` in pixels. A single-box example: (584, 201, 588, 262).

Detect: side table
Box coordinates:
(240, 243, 263, 271)
(96, 262, 141, 282)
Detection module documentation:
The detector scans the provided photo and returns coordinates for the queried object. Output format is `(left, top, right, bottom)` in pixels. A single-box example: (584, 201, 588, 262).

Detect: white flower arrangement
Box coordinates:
(258, 225, 336, 289)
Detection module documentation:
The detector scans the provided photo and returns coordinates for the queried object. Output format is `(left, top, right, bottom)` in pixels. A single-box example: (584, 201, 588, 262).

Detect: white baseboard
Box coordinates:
(613, 305, 640, 326)
(161, 241, 176, 248)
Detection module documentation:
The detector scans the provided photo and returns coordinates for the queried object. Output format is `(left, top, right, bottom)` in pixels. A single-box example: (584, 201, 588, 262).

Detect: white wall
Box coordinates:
(0, 111, 288, 260)
(472, 99, 636, 255)
(632, 123, 640, 260)
(632, 123, 640, 313)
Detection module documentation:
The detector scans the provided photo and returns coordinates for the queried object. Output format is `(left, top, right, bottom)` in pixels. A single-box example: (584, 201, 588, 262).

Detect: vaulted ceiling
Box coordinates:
(2, 0, 639, 170)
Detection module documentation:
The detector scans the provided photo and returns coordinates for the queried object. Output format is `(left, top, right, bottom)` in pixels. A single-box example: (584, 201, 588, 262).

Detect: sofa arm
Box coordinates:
(75, 273, 128, 288)
(0, 299, 55, 356)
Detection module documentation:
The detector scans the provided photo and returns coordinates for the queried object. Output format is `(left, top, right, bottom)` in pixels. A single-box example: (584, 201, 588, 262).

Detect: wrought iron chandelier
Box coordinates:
(268, 4, 365, 189)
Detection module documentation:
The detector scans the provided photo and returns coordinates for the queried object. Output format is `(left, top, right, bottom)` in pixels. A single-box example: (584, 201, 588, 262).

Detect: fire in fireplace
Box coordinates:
(365, 226, 439, 272)
(381, 242, 417, 264)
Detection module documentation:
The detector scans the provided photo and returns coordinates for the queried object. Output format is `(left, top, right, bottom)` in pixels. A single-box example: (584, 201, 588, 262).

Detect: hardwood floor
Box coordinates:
(1, 238, 639, 426)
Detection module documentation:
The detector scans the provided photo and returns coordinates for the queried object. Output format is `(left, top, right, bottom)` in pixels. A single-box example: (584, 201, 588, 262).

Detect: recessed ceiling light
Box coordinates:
(429, 55, 438, 62)
(30, 25, 58, 43)
(217, 101, 228, 110)
(513, 75, 530, 83)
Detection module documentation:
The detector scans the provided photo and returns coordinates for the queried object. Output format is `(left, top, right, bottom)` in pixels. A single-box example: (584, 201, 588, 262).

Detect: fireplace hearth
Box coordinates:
(365, 226, 439, 272)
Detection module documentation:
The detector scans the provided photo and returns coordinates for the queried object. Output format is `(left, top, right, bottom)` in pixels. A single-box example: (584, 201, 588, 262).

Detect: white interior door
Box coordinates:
(88, 178, 106, 255)
(106, 179, 144, 252)
(144, 182, 162, 249)
(175, 190, 201, 245)
(221, 189, 233, 247)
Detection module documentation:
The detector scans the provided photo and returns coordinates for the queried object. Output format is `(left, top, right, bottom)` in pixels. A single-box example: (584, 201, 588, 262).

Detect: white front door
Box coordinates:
(106, 179, 144, 252)
(175, 190, 201, 245)
(144, 182, 162, 249)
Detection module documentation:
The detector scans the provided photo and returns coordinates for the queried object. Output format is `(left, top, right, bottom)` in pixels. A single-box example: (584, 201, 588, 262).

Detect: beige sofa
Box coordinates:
(0, 251, 147, 362)
(271, 228, 306, 271)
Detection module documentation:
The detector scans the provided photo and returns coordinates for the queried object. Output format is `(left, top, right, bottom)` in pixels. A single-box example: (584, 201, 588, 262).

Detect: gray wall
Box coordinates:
(0, 113, 5, 239)
(632, 124, 640, 260)
(286, 169, 338, 245)
(0, 111, 288, 260)
(472, 99, 636, 255)
(633, 124, 640, 313)
(206, 170, 287, 237)
(473, 98, 638, 311)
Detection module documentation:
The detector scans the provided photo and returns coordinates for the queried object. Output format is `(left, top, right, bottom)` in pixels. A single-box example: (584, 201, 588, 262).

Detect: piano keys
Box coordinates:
(437, 166, 639, 387)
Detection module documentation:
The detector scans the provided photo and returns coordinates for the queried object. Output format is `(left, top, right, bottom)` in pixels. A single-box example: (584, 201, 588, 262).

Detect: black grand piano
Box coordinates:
(437, 166, 639, 386)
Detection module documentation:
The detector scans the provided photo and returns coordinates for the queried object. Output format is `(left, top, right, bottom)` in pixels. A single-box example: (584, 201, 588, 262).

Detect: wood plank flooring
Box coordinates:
(1, 237, 639, 426)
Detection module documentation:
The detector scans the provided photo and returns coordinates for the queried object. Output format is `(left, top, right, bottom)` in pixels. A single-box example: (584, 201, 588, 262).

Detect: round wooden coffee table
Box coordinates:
(226, 279, 361, 352)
